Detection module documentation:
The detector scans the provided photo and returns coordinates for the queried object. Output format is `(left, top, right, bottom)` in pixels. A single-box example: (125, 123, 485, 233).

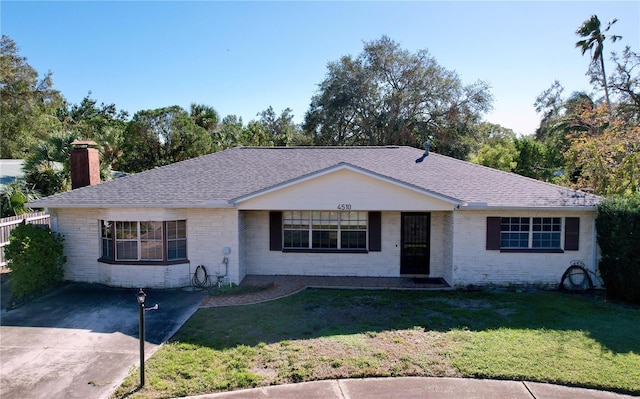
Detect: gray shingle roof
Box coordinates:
(28, 146, 601, 210)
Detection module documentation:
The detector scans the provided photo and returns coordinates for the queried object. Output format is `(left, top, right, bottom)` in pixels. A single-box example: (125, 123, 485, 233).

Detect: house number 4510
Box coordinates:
(337, 204, 352, 210)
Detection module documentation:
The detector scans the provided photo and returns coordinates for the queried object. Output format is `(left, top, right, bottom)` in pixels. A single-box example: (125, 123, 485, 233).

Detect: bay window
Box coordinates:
(100, 220, 187, 263)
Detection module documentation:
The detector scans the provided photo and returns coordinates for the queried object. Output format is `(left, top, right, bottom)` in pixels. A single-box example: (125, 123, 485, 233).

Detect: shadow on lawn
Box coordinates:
(173, 288, 640, 355)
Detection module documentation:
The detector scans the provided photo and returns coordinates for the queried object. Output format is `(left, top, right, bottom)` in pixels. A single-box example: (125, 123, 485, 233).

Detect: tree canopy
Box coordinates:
(303, 36, 493, 159)
(3, 26, 638, 199)
(118, 106, 213, 172)
(0, 35, 63, 158)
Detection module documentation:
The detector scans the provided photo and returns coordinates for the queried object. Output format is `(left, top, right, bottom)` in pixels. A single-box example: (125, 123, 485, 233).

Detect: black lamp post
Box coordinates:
(136, 288, 146, 387)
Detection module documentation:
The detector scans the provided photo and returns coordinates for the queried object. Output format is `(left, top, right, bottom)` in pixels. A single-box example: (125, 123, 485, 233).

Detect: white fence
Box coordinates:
(0, 211, 51, 268)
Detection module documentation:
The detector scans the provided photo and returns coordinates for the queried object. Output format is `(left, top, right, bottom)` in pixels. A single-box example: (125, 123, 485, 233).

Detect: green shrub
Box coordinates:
(5, 224, 66, 302)
(596, 196, 640, 304)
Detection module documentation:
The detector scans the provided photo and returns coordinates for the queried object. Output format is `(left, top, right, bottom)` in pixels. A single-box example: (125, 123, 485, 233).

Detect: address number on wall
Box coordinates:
(337, 204, 352, 210)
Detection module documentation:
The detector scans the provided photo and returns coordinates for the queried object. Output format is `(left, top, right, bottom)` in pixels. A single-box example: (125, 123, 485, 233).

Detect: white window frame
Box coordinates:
(500, 217, 562, 250)
(101, 220, 187, 262)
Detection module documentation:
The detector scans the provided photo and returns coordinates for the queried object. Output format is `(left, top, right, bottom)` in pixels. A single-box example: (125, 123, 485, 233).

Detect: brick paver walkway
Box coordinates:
(200, 275, 450, 308)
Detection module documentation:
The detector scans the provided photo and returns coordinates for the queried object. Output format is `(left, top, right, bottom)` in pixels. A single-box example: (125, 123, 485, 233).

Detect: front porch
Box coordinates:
(201, 274, 451, 308)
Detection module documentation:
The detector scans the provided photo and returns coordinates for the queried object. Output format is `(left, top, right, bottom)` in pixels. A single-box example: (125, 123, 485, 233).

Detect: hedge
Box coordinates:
(596, 195, 640, 304)
(5, 224, 66, 303)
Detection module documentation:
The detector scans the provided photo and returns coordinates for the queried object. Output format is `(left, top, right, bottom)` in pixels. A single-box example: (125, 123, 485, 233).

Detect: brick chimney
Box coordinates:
(70, 140, 100, 189)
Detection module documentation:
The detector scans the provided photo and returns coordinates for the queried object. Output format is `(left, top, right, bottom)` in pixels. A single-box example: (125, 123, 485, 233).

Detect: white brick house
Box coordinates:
(29, 146, 601, 289)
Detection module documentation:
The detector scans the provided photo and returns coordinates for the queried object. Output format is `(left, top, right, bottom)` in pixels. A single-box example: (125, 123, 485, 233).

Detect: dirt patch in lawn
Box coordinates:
(251, 328, 460, 385)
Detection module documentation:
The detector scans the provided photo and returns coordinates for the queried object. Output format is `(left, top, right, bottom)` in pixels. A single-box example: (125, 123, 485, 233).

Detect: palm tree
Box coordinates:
(190, 103, 219, 132)
(23, 132, 77, 196)
(0, 180, 40, 217)
(575, 15, 622, 111)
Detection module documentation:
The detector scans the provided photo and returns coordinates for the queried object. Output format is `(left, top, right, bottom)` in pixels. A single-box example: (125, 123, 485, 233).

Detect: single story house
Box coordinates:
(29, 145, 601, 289)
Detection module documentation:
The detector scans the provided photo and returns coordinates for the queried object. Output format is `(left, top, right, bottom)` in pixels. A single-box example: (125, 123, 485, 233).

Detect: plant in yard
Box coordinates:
(4, 223, 65, 305)
(596, 195, 640, 303)
(0, 180, 40, 217)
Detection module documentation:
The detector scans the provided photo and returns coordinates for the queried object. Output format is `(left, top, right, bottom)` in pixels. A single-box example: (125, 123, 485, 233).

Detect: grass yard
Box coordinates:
(113, 289, 640, 399)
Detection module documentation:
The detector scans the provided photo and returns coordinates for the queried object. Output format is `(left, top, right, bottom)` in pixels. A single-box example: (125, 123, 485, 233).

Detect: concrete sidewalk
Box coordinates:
(180, 377, 636, 399)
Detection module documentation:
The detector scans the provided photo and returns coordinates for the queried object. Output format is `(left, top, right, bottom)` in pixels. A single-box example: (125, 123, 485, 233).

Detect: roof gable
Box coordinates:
(236, 163, 459, 211)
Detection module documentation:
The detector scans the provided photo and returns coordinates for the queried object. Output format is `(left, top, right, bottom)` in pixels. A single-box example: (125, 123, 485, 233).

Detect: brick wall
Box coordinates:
(52, 207, 240, 288)
(241, 210, 450, 279)
(52, 206, 598, 288)
(450, 210, 598, 288)
(186, 208, 240, 284)
(441, 211, 454, 283)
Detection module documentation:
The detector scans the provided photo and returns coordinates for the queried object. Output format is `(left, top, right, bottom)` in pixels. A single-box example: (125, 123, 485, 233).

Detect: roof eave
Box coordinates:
(27, 200, 235, 209)
(459, 204, 599, 211)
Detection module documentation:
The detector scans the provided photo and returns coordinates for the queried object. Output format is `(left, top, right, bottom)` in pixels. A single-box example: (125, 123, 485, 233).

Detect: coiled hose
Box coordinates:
(192, 264, 212, 288)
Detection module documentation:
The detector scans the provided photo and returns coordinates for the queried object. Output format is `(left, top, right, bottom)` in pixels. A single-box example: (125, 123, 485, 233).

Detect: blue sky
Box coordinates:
(2, 1, 639, 136)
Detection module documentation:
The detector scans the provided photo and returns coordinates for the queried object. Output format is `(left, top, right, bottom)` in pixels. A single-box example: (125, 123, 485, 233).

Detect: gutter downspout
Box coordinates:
(46, 208, 58, 232)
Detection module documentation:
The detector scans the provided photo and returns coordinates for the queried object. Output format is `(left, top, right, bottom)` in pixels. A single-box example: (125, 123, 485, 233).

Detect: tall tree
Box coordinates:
(212, 115, 243, 151)
(238, 121, 273, 147)
(608, 46, 640, 120)
(469, 123, 518, 172)
(0, 35, 63, 158)
(56, 93, 129, 140)
(22, 131, 77, 196)
(55, 93, 129, 172)
(190, 103, 219, 132)
(119, 106, 212, 172)
(303, 36, 493, 158)
(512, 135, 550, 180)
(258, 106, 299, 146)
(575, 15, 621, 111)
(565, 104, 639, 195)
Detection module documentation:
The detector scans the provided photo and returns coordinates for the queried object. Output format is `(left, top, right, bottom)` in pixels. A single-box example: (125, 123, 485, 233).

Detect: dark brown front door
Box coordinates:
(400, 212, 431, 275)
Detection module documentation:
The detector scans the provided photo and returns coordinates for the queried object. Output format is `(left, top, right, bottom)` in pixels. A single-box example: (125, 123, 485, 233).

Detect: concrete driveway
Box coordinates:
(0, 281, 207, 399)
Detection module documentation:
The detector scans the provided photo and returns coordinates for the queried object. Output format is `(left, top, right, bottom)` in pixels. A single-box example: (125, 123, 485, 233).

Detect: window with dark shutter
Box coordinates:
(564, 217, 580, 251)
(269, 211, 282, 251)
(486, 217, 501, 250)
(369, 211, 382, 251)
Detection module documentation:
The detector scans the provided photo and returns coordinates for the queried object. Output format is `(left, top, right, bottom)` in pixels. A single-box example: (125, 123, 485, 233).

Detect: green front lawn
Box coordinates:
(113, 289, 640, 398)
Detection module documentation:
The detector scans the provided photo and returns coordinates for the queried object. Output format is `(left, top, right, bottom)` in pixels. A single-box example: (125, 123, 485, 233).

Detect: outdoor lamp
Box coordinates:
(137, 288, 146, 305)
(135, 288, 158, 388)
(137, 288, 146, 387)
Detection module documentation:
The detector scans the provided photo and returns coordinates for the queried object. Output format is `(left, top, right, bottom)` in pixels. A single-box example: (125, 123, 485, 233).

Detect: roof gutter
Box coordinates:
(27, 200, 236, 209)
(458, 202, 598, 211)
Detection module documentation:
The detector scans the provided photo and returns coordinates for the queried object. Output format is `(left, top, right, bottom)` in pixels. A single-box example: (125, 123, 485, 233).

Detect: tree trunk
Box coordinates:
(600, 53, 612, 113)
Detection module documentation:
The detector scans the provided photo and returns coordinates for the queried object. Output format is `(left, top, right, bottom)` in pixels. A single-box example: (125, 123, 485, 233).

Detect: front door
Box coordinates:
(400, 212, 431, 275)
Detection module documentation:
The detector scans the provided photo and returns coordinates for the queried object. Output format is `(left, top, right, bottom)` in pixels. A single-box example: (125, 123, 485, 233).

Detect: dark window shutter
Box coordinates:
(565, 217, 580, 251)
(486, 217, 501, 250)
(269, 211, 282, 251)
(369, 211, 382, 251)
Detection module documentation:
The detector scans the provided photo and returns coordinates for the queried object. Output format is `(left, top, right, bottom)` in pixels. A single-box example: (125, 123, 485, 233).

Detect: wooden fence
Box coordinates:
(0, 211, 51, 268)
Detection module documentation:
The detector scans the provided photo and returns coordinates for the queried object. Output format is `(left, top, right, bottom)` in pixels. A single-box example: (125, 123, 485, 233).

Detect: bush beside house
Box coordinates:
(5, 224, 65, 304)
(596, 196, 640, 304)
